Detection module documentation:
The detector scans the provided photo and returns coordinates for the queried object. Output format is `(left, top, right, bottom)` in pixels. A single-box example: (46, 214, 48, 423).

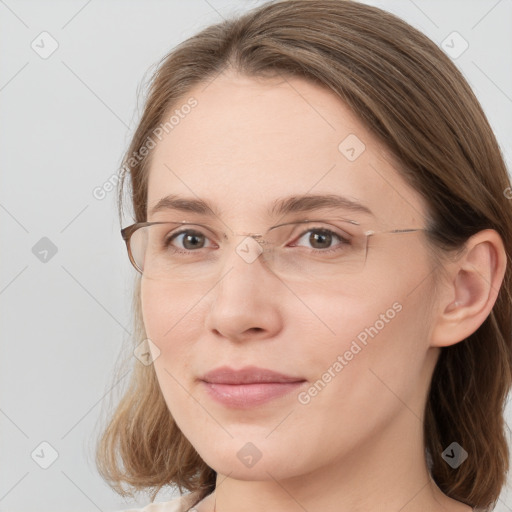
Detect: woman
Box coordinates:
(95, 1, 512, 511)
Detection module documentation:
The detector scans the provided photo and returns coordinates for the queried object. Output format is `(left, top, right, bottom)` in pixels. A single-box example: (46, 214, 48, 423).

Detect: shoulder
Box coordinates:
(115, 490, 204, 512)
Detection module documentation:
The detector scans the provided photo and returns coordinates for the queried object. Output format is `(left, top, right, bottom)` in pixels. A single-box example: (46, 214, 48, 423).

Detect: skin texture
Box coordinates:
(141, 70, 505, 511)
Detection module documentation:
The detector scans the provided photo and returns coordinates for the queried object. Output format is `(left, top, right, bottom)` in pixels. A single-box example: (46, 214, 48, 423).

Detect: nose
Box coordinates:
(204, 236, 284, 343)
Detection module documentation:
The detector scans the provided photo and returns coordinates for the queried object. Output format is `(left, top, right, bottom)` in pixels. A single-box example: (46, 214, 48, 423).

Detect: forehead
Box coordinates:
(146, 71, 428, 228)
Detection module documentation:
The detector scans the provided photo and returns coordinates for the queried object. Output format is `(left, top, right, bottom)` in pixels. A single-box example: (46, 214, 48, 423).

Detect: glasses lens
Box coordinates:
(262, 220, 368, 278)
(130, 223, 219, 279)
(128, 220, 369, 280)
(128, 225, 148, 273)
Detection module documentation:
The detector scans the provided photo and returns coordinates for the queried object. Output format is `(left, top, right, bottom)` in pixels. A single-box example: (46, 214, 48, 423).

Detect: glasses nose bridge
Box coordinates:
(219, 230, 276, 272)
(225, 231, 268, 249)
(230, 231, 264, 238)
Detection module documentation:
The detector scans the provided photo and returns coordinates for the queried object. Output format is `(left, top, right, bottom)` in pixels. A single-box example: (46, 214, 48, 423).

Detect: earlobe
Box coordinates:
(430, 229, 507, 348)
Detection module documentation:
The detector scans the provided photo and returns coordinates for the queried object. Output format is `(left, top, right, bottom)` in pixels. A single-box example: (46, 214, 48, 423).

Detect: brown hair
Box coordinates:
(94, 1, 512, 510)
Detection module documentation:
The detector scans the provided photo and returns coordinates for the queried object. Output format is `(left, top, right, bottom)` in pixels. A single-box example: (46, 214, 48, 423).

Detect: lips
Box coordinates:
(199, 365, 307, 408)
(200, 365, 305, 384)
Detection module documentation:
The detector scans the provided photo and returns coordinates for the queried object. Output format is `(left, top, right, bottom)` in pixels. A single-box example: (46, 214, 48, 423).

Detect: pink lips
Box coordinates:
(200, 365, 306, 408)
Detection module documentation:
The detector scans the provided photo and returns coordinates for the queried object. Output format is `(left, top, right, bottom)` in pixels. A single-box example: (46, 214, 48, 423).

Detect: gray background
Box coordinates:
(1, 0, 511, 511)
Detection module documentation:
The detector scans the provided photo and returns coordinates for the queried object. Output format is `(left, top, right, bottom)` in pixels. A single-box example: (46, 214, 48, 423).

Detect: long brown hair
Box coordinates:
(94, 1, 512, 509)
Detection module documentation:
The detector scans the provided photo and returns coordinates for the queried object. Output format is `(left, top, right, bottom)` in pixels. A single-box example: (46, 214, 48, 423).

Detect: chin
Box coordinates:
(197, 441, 309, 482)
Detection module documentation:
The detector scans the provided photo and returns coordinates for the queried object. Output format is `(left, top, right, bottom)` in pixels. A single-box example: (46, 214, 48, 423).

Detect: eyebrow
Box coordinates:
(148, 193, 374, 219)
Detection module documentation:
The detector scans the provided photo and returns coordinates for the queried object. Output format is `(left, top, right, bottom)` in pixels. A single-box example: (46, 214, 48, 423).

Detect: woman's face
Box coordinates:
(142, 71, 441, 481)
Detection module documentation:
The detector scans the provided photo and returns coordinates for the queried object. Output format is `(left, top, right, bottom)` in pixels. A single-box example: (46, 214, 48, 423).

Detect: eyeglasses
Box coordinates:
(121, 218, 426, 282)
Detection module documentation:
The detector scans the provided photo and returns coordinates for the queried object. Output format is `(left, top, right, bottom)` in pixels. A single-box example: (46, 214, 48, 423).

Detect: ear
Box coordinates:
(430, 229, 507, 348)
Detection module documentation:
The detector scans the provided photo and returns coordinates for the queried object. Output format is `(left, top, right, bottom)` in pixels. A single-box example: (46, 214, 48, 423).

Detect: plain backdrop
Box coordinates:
(1, 0, 511, 511)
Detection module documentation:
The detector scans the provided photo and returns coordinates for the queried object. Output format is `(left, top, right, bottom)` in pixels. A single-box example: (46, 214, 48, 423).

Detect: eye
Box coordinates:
(165, 229, 215, 251)
(293, 227, 350, 251)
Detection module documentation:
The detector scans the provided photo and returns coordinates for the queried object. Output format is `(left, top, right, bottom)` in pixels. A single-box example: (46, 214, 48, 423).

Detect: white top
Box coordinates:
(117, 490, 205, 512)
(117, 491, 483, 512)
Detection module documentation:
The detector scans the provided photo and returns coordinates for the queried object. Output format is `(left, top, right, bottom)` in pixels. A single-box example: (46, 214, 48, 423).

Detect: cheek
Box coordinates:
(140, 279, 205, 345)
(140, 280, 170, 341)
(140, 279, 204, 420)
(140, 279, 203, 395)
(298, 238, 435, 383)
(291, 292, 431, 461)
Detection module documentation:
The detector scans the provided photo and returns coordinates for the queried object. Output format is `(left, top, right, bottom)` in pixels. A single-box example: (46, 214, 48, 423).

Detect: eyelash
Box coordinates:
(164, 226, 351, 255)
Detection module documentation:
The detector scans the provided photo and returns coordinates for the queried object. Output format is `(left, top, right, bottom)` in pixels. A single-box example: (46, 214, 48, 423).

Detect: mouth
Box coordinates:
(199, 365, 307, 408)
